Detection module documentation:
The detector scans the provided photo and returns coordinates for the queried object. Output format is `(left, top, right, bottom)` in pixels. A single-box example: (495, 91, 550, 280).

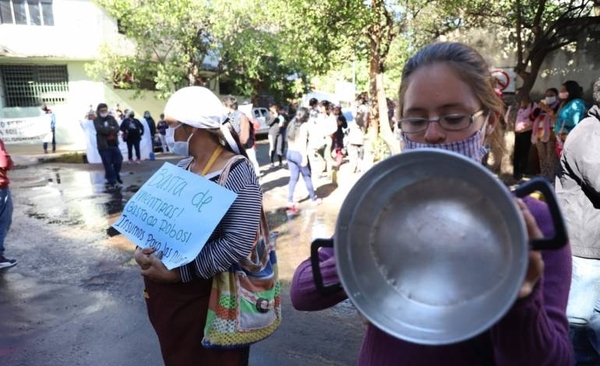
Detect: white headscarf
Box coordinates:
(163, 86, 240, 154)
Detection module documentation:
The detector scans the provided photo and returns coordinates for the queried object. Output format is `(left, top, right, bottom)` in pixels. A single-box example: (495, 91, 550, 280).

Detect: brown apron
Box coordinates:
(144, 278, 250, 366)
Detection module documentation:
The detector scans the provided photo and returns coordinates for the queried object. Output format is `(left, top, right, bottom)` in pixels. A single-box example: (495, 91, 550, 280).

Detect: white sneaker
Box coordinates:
(0, 255, 17, 269)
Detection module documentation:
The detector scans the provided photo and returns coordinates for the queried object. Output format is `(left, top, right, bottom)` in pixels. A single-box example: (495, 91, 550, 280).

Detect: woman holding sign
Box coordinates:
(133, 87, 271, 366)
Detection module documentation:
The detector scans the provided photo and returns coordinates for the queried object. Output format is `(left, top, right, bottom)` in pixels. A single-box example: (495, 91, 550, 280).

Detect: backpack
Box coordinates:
(123, 118, 143, 140)
(230, 111, 255, 149)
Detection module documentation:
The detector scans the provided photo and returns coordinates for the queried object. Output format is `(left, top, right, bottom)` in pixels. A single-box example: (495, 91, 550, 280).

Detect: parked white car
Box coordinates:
(252, 107, 271, 135)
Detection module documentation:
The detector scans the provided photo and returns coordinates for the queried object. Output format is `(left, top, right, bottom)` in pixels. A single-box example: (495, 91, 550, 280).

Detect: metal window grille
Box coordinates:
(0, 65, 69, 107)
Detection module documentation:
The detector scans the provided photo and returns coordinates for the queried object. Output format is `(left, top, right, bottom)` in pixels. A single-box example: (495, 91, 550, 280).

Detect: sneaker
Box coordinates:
(312, 198, 323, 206)
(116, 176, 123, 184)
(127, 159, 133, 164)
(0, 255, 17, 269)
(136, 159, 141, 164)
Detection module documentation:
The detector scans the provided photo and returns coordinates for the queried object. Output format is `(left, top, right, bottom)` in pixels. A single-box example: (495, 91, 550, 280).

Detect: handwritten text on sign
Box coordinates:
(113, 162, 237, 270)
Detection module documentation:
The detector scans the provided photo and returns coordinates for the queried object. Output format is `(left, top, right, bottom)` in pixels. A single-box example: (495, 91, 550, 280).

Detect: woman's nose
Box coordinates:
(424, 121, 446, 143)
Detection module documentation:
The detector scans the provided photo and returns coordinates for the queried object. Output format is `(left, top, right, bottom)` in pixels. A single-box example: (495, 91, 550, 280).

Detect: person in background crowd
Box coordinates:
(94, 103, 123, 187)
(291, 41, 573, 365)
(307, 98, 327, 179)
(347, 93, 369, 173)
(120, 110, 144, 164)
(286, 107, 321, 209)
(332, 106, 348, 169)
(309, 98, 319, 121)
(0, 138, 15, 269)
(41, 103, 56, 153)
(156, 113, 169, 153)
(144, 111, 157, 142)
(511, 96, 537, 180)
(348, 92, 370, 173)
(556, 76, 600, 365)
(552, 80, 587, 153)
(135, 86, 262, 366)
(268, 104, 286, 168)
(221, 96, 260, 176)
(278, 105, 290, 164)
(318, 100, 338, 178)
(531, 88, 561, 182)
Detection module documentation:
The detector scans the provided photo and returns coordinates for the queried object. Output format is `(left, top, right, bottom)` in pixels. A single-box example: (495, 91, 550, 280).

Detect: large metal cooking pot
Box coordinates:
(311, 149, 567, 345)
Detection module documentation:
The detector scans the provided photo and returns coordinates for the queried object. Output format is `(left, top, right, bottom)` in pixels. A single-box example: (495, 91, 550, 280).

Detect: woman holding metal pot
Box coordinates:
(291, 42, 572, 365)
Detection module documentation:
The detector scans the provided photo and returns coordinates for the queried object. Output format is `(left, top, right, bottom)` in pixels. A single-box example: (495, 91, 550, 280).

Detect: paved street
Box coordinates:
(0, 140, 366, 366)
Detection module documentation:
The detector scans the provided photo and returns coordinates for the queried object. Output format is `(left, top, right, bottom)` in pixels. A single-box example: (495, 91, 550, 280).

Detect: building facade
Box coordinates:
(0, 0, 201, 149)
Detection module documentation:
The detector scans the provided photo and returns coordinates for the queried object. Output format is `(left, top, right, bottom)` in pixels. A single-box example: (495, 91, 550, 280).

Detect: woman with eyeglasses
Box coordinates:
(290, 42, 572, 365)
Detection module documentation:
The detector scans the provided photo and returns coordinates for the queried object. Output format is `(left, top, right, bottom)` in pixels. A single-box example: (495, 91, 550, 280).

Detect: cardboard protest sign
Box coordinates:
(113, 162, 237, 270)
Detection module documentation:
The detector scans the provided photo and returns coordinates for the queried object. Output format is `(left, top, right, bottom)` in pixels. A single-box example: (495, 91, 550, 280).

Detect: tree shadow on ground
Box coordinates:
(260, 177, 289, 193)
(314, 182, 338, 199)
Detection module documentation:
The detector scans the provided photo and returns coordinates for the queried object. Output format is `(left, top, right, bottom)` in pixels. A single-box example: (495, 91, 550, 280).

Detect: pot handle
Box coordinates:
(513, 177, 568, 250)
(310, 238, 343, 295)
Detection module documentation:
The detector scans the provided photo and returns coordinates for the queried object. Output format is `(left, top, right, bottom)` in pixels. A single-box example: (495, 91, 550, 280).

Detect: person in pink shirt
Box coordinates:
(290, 42, 573, 366)
(0, 138, 16, 269)
(512, 96, 537, 180)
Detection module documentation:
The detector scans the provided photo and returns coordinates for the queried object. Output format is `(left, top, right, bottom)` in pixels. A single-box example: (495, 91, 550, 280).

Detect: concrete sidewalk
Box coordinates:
(6, 143, 83, 167)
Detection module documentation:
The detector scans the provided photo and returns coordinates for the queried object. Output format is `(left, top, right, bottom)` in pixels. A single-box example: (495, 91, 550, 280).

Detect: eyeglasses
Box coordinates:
(398, 110, 485, 134)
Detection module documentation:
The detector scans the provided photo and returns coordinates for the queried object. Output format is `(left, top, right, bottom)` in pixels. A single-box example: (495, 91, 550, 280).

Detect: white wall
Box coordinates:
(446, 28, 600, 100)
(0, 0, 131, 60)
(0, 59, 167, 148)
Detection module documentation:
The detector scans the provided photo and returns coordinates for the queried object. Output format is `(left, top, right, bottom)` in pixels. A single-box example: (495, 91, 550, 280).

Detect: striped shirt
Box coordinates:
(177, 157, 263, 282)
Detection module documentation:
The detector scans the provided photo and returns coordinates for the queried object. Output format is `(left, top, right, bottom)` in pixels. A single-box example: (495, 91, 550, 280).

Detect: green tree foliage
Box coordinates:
(88, 0, 301, 100)
(88, 0, 211, 99)
(435, 0, 600, 101)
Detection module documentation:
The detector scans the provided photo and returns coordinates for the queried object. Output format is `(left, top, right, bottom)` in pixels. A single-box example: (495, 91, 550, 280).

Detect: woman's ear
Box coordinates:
(485, 112, 500, 136)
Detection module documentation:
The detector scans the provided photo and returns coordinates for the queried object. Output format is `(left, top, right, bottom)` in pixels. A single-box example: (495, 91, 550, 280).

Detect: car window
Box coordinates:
(253, 110, 260, 118)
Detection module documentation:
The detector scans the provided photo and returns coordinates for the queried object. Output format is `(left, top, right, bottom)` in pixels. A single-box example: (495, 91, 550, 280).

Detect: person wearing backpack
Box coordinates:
(222, 96, 260, 176)
(120, 110, 145, 164)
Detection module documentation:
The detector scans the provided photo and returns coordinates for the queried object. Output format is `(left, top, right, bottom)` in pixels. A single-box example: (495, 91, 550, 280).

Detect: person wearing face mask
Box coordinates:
(290, 42, 572, 365)
(556, 76, 600, 365)
(120, 110, 144, 164)
(531, 88, 561, 182)
(135, 86, 266, 366)
(143, 111, 157, 140)
(551, 81, 587, 154)
(510, 96, 537, 180)
(93, 103, 123, 187)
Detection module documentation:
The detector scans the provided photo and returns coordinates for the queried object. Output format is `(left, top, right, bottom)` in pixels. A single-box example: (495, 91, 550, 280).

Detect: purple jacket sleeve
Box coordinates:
(490, 197, 573, 365)
(290, 247, 348, 311)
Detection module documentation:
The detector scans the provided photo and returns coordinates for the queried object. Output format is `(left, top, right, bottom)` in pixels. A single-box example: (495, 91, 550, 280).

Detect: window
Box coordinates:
(0, 65, 69, 107)
(0, 0, 53, 25)
(112, 71, 157, 91)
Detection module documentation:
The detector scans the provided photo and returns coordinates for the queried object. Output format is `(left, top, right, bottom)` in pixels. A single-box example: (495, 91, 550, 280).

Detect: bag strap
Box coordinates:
(217, 155, 270, 241)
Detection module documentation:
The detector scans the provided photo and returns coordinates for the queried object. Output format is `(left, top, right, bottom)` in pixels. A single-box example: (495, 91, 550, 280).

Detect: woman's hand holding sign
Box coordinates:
(135, 246, 182, 283)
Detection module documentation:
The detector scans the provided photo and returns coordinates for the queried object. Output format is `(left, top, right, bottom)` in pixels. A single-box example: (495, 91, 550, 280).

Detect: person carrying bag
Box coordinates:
(134, 87, 280, 366)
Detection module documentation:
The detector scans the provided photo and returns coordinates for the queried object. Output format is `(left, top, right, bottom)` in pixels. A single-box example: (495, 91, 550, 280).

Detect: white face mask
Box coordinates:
(99, 112, 108, 118)
(165, 124, 193, 156)
(545, 96, 556, 105)
(559, 92, 569, 100)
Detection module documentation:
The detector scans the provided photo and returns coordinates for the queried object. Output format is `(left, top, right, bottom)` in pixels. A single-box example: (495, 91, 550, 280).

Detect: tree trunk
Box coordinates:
(375, 73, 401, 155)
